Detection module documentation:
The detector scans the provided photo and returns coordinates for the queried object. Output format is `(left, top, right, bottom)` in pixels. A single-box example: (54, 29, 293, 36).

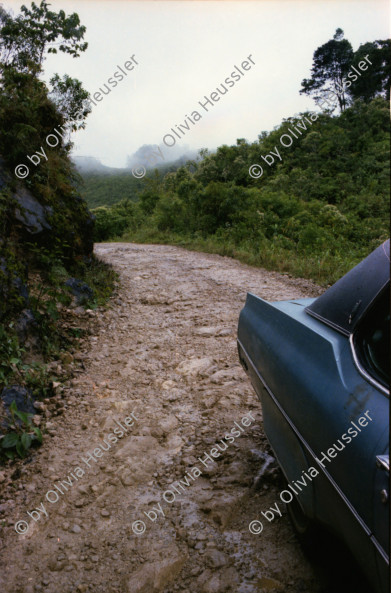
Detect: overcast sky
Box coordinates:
(3, 0, 390, 167)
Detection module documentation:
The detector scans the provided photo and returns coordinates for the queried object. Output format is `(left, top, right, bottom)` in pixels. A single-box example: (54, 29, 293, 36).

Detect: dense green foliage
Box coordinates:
(349, 39, 391, 102)
(92, 97, 389, 285)
(0, 0, 96, 316)
(0, 1, 92, 263)
(80, 158, 194, 209)
(81, 172, 144, 208)
(0, 2, 116, 459)
(1, 400, 42, 459)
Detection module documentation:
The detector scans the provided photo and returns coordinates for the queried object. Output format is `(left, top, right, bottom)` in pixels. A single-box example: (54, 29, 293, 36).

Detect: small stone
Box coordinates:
(33, 401, 46, 412)
(101, 509, 110, 517)
(205, 549, 228, 568)
(48, 558, 67, 572)
(84, 562, 94, 571)
(195, 542, 204, 550)
(258, 577, 283, 591)
(71, 524, 82, 533)
(60, 352, 74, 365)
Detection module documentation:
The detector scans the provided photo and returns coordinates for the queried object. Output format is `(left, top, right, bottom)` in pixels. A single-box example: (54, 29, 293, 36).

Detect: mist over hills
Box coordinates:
(72, 156, 122, 175)
(126, 143, 198, 169)
(75, 144, 201, 208)
(72, 144, 199, 176)
(76, 145, 201, 208)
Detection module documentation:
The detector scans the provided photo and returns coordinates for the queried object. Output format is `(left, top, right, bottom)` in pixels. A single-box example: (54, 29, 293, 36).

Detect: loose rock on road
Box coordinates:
(1, 243, 329, 593)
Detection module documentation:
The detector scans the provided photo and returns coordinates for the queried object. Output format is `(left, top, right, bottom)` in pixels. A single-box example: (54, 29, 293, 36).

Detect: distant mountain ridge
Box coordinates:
(126, 144, 198, 169)
(72, 144, 199, 176)
(72, 156, 124, 175)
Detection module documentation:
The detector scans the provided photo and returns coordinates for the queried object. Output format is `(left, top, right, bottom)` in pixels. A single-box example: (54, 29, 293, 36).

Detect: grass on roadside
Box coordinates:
(118, 227, 364, 287)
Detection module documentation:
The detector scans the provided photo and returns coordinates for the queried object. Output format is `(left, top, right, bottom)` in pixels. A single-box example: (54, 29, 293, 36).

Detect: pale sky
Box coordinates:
(3, 0, 390, 167)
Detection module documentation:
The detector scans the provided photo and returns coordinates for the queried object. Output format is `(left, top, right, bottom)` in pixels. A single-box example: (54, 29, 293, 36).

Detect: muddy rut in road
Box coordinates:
(1, 243, 327, 593)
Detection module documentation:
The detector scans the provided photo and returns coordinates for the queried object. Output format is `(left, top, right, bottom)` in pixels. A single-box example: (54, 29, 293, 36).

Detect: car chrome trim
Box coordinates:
(237, 338, 390, 559)
(305, 309, 351, 337)
(349, 334, 389, 397)
(371, 535, 390, 565)
(376, 455, 390, 473)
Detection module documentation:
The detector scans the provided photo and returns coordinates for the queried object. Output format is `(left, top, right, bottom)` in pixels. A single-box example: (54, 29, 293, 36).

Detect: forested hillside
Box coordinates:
(91, 30, 390, 285)
(81, 172, 144, 208)
(92, 95, 389, 284)
(81, 158, 199, 208)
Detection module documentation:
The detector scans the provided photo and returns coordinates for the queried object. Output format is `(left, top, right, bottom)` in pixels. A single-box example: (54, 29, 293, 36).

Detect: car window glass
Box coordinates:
(354, 285, 390, 389)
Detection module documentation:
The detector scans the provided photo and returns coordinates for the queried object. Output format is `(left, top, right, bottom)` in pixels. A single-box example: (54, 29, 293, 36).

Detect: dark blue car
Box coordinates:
(238, 240, 389, 593)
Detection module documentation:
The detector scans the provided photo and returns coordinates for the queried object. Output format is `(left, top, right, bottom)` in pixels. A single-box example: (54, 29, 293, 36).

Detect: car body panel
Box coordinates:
(237, 240, 390, 593)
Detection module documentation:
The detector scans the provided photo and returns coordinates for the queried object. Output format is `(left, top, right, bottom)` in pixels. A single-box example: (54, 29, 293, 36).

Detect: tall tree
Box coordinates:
(0, 1, 87, 76)
(49, 73, 91, 134)
(300, 28, 354, 112)
(0, 2, 90, 139)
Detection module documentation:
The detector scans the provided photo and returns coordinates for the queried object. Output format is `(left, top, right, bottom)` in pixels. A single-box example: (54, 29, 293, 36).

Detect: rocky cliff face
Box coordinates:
(0, 156, 94, 320)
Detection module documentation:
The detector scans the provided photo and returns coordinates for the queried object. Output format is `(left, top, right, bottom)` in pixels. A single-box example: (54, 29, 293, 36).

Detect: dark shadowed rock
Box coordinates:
(13, 277, 29, 304)
(1, 385, 35, 428)
(14, 188, 52, 235)
(65, 277, 94, 305)
(0, 156, 94, 259)
(16, 309, 36, 340)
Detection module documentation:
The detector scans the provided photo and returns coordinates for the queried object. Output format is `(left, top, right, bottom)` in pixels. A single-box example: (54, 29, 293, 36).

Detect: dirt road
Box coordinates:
(1, 243, 329, 593)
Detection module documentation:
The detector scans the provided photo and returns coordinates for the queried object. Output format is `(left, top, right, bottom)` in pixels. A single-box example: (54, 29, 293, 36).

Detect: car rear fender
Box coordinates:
(238, 338, 315, 518)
